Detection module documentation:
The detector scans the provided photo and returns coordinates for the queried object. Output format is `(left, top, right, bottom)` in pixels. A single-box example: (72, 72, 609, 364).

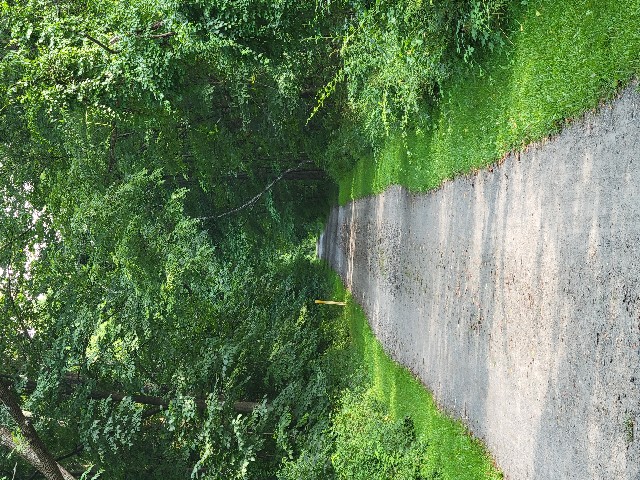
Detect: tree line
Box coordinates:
(0, 0, 506, 477)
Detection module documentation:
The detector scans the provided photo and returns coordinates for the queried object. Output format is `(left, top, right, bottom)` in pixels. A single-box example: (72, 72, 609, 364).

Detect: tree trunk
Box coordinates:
(0, 379, 76, 480)
(1, 374, 262, 414)
(0, 427, 76, 480)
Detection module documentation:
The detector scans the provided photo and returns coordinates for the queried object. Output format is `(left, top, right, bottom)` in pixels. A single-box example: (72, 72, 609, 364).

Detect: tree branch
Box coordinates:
(87, 391, 260, 414)
(0, 374, 262, 414)
(83, 34, 119, 54)
(149, 32, 175, 39)
(55, 445, 84, 464)
(198, 159, 314, 221)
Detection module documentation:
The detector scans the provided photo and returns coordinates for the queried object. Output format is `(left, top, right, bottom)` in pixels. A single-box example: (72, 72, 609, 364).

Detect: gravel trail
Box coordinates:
(319, 85, 640, 479)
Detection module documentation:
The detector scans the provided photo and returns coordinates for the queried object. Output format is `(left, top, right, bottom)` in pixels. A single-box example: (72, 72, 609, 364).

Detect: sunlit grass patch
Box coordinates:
(331, 278, 502, 479)
(339, 0, 640, 203)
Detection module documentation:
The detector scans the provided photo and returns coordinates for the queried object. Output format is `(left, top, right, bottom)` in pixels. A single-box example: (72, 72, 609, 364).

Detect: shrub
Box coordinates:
(331, 388, 440, 480)
(338, 0, 507, 143)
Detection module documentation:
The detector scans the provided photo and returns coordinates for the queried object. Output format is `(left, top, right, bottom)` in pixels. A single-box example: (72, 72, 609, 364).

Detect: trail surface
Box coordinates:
(319, 85, 640, 480)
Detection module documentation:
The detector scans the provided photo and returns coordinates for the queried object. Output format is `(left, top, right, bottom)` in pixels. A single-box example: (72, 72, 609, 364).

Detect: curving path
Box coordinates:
(319, 85, 640, 479)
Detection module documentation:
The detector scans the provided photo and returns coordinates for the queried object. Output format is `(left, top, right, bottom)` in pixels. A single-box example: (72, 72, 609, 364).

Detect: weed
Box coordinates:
(625, 416, 635, 443)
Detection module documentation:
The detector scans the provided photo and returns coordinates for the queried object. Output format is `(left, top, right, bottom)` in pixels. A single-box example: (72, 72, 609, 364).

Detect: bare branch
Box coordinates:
(83, 34, 119, 54)
(198, 160, 314, 221)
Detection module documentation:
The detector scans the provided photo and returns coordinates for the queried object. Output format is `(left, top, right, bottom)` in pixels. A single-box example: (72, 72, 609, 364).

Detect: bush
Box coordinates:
(331, 388, 440, 480)
(338, 0, 507, 142)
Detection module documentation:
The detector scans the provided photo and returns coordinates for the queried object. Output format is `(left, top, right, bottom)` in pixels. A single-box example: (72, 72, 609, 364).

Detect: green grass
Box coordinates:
(338, 0, 640, 204)
(331, 277, 502, 479)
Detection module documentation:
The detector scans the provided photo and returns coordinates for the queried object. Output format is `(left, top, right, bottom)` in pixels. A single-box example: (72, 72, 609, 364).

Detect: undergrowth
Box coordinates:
(338, 0, 507, 143)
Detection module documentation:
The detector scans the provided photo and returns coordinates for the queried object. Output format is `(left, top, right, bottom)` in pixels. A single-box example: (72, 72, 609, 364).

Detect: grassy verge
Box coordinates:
(330, 276, 502, 479)
(317, 1, 640, 477)
(338, 0, 640, 204)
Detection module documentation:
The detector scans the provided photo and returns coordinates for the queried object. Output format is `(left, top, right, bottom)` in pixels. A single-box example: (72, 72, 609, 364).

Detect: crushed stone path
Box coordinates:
(319, 85, 640, 479)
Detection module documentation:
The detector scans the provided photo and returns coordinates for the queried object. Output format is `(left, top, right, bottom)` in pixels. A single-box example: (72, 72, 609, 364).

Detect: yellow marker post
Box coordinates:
(315, 300, 346, 306)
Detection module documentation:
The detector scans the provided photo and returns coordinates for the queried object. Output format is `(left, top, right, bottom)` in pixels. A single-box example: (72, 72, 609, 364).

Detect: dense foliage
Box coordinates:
(278, 383, 436, 480)
(1, 0, 507, 478)
(337, 0, 506, 145)
(331, 389, 430, 480)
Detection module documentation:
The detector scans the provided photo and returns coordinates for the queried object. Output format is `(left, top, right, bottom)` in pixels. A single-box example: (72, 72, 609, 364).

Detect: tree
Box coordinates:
(0, 379, 75, 480)
(1, 1, 345, 477)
